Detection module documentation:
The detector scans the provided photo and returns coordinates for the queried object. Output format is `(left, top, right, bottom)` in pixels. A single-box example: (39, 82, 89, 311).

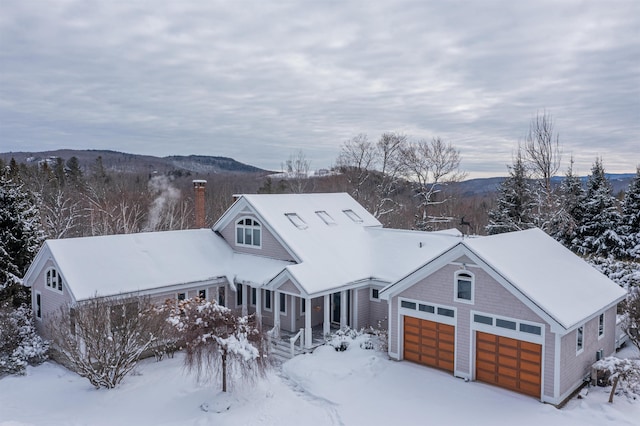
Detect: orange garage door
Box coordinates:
(476, 331, 541, 397)
(403, 316, 454, 372)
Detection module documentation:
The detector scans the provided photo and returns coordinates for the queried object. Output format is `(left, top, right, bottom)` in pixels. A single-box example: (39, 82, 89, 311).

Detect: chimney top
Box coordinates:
(193, 180, 206, 228)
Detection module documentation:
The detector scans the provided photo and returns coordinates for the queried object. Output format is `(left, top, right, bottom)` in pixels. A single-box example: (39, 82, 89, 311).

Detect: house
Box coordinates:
(23, 185, 626, 405)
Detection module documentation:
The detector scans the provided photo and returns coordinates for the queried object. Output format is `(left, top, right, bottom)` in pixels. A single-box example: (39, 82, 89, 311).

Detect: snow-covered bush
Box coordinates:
(165, 298, 269, 393)
(593, 357, 640, 402)
(0, 303, 48, 375)
(325, 327, 387, 352)
(48, 295, 168, 389)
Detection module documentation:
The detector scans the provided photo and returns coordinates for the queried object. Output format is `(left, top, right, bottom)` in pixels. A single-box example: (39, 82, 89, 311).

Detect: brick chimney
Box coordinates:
(193, 180, 207, 228)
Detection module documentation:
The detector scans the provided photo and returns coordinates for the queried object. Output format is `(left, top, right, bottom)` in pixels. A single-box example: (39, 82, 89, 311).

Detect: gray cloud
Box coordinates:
(1, 1, 638, 177)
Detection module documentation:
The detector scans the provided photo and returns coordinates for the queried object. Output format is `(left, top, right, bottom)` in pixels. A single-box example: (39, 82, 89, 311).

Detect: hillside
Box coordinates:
(0, 149, 269, 175)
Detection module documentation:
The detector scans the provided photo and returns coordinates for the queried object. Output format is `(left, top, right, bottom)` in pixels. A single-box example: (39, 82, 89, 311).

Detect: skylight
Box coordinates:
(315, 210, 336, 225)
(343, 209, 363, 223)
(285, 213, 308, 229)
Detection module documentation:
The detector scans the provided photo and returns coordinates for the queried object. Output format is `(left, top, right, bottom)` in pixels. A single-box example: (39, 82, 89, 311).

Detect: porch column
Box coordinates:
(340, 290, 347, 329)
(255, 287, 262, 324)
(323, 294, 331, 336)
(304, 297, 312, 349)
(241, 284, 248, 316)
(274, 290, 281, 334)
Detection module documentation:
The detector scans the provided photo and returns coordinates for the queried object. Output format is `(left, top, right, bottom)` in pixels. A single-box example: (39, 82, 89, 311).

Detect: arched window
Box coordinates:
(45, 268, 63, 293)
(455, 271, 473, 303)
(236, 217, 261, 248)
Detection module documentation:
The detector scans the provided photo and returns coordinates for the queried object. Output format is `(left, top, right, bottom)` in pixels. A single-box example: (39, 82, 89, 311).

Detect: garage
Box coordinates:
(403, 316, 454, 372)
(475, 331, 541, 397)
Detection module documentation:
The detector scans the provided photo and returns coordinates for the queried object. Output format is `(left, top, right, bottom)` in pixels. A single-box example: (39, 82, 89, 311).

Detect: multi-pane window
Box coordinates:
(236, 218, 261, 247)
(577, 326, 584, 353)
(598, 313, 605, 338)
(45, 268, 63, 292)
(265, 290, 272, 310)
(35, 292, 42, 319)
(237, 284, 243, 307)
(455, 272, 473, 302)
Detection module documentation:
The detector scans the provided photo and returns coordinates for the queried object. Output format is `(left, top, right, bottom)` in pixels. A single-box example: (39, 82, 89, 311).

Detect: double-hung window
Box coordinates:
(455, 271, 473, 303)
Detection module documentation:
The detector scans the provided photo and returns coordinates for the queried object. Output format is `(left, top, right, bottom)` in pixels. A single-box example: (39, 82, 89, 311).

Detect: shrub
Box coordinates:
(0, 302, 48, 375)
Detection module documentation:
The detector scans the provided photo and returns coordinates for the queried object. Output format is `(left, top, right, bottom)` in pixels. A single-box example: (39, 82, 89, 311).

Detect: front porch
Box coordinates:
(235, 283, 357, 349)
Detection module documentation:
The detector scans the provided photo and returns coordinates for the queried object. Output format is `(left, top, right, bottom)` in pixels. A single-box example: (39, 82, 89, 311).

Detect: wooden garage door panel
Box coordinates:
(475, 331, 541, 398)
(403, 316, 455, 373)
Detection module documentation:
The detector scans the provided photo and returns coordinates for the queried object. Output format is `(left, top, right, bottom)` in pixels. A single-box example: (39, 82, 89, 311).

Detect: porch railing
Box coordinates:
(289, 328, 304, 358)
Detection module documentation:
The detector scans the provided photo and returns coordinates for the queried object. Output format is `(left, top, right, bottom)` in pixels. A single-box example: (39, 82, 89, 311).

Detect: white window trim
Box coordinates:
(370, 287, 381, 302)
(398, 297, 456, 326)
(44, 267, 63, 294)
(470, 310, 545, 344)
(235, 217, 262, 248)
(454, 270, 474, 304)
(576, 325, 585, 354)
(35, 291, 42, 320)
(198, 288, 207, 300)
(598, 313, 605, 340)
(264, 289, 272, 312)
(279, 292, 287, 315)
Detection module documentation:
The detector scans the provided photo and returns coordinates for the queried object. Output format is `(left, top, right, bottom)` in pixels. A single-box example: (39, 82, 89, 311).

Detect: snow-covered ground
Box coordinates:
(1, 343, 639, 426)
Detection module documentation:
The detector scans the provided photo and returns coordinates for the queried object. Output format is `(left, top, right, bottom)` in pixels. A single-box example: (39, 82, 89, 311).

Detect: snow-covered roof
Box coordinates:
(43, 229, 290, 301)
(232, 193, 462, 295)
(462, 228, 627, 330)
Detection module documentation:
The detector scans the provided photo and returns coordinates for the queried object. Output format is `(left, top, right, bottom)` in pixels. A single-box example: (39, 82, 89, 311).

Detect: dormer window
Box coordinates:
(316, 210, 336, 225)
(343, 209, 363, 223)
(236, 217, 261, 247)
(45, 268, 63, 293)
(285, 213, 308, 229)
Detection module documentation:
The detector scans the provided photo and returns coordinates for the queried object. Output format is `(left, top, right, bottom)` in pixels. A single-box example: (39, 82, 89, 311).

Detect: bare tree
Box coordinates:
(523, 111, 563, 232)
(336, 134, 378, 202)
(283, 150, 311, 194)
(42, 187, 84, 239)
(400, 137, 465, 230)
(166, 298, 269, 393)
(48, 295, 167, 389)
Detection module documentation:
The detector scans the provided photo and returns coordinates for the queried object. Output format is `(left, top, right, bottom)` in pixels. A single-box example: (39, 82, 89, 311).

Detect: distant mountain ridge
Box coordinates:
(0, 149, 268, 175)
(0, 149, 634, 193)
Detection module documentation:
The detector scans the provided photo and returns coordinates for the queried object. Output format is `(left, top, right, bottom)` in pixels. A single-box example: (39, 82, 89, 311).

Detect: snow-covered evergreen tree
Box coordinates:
(620, 167, 640, 260)
(0, 169, 45, 307)
(554, 157, 585, 250)
(486, 150, 535, 235)
(573, 158, 623, 258)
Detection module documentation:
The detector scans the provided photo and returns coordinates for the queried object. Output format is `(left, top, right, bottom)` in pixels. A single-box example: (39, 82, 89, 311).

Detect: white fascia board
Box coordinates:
(306, 278, 389, 299)
(74, 276, 228, 303)
(459, 243, 567, 334)
(561, 298, 625, 334)
(379, 243, 464, 301)
(21, 242, 51, 286)
(212, 195, 302, 263)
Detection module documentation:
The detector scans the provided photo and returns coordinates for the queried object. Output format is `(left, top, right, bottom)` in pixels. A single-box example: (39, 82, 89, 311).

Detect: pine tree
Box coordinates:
(486, 150, 535, 235)
(555, 156, 585, 250)
(620, 166, 640, 259)
(574, 158, 623, 258)
(0, 169, 45, 307)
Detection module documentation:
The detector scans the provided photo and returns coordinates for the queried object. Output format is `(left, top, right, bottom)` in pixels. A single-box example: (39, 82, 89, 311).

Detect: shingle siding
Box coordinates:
(32, 259, 74, 337)
(559, 305, 617, 397)
(219, 213, 294, 261)
(390, 263, 556, 398)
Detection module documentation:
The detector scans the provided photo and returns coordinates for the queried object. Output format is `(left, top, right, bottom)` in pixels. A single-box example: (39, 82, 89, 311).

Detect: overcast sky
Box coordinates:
(1, 1, 638, 178)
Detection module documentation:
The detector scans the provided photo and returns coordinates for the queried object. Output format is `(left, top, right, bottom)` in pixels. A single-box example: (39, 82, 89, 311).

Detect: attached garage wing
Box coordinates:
(475, 331, 541, 398)
(404, 316, 454, 372)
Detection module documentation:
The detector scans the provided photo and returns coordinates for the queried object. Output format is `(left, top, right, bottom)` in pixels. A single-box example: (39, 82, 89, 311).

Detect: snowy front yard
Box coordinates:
(1, 344, 639, 426)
